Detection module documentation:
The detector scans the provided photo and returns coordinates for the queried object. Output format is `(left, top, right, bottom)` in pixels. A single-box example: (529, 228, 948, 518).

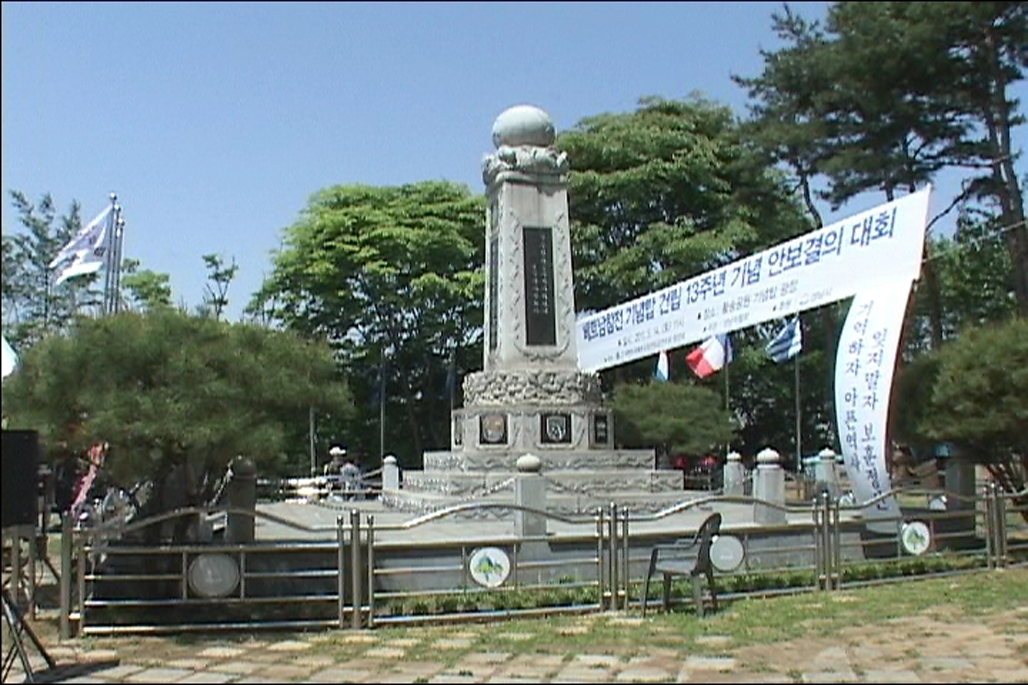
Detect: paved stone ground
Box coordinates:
(6, 603, 1026, 683)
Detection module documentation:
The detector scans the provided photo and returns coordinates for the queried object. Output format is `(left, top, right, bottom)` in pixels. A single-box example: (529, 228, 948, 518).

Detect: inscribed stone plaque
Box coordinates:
(522, 227, 556, 346)
(480, 413, 507, 445)
(540, 413, 572, 444)
(488, 234, 499, 352)
(592, 414, 609, 445)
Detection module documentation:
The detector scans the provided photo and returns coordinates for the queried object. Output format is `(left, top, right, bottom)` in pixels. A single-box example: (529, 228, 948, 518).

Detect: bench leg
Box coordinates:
(641, 549, 659, 616)
(707, 569, 718, 613)
(662, 573, 672, 613)
(691, 575, 704, 617)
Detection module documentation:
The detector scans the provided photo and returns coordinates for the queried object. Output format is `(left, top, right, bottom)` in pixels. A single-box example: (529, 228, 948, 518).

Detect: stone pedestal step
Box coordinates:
(403, 469, 684, 497)
(423, 448, 656, 472)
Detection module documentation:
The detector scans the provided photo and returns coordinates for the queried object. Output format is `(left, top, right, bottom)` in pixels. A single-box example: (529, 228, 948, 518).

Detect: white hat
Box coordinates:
(329, 446, 346, 457)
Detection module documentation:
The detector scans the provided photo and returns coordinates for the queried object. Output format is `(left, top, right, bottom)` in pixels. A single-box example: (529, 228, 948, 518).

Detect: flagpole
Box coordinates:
(379, 351, 386, 463)
(794, 354, 802, 472)
(111, 211, 125, 313)
(308, 405, 316, 478)
(102, 193, 117, 316)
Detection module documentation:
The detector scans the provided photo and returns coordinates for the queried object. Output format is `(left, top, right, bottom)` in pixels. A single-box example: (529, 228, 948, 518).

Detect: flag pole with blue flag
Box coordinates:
(766, 317, 803, 470)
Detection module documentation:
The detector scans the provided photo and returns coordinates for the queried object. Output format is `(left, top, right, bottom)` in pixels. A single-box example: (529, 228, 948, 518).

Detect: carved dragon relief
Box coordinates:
(481, 145, 570, 188)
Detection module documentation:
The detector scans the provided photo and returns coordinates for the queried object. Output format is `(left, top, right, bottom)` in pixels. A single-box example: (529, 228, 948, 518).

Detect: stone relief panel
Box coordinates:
(421, 449, 655, 472)
(463, 370, 602, 406)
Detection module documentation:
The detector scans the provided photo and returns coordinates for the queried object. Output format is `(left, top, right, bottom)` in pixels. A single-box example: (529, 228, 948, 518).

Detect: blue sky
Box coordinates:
(3, 2, 1024, 322)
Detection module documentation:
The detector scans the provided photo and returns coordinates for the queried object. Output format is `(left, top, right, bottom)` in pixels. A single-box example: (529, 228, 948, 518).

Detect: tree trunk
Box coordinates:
(981, 27, 1028, 316)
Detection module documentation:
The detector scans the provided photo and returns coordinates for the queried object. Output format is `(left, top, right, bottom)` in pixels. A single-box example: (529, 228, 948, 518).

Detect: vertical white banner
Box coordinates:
(835, 280, 913, 534)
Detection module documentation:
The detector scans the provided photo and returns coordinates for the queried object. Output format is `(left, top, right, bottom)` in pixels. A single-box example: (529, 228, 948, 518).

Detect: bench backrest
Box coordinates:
(692, 512, 722, 576)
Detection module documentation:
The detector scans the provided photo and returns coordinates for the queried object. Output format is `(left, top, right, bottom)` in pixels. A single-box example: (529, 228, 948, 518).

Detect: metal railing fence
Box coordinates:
(53, 483, 1026, 635)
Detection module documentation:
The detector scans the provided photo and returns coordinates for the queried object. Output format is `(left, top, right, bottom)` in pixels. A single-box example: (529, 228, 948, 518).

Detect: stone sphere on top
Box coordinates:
(491, 104, 556, 149)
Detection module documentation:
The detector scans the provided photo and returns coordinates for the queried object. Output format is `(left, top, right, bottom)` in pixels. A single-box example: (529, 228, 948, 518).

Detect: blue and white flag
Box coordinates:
(766, 318, 802, 363)
(654, 350, 669, 382)
(49, 205, 112, 268)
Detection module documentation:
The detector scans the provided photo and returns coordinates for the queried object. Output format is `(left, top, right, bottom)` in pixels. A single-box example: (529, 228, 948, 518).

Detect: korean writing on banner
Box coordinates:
(834, 280, 913, 534)
(576, 187, 930, 373)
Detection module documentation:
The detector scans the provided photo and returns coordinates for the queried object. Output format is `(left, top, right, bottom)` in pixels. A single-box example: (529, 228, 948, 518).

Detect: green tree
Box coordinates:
(893, 317, 1027, 517)
(119, 258, 173, 311)
(738, 2, 1027, 320)
(1, 191, 103, 349)
(557, 95, 812, 317)
(251, 181, 485, 465)
(556, 96, 824, 457)
(611, 381, 735, 458)
(1, 308, 354, 536)
(198, 253, 239, 320)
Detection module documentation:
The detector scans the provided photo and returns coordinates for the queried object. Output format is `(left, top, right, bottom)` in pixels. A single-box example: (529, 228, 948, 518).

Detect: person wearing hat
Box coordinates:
(325, 446, 361, 497)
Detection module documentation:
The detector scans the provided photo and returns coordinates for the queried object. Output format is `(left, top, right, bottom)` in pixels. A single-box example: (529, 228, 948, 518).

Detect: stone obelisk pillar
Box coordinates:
(457, 104, 609, 456)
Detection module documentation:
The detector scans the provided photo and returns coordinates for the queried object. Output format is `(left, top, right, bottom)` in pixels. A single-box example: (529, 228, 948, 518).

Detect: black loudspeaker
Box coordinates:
(2, 430, 40, 529)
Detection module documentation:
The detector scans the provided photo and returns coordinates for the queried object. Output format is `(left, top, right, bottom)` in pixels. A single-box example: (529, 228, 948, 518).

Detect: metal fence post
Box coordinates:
(337, 514, 346, 628)
(994, 483, 1008, 568)
(350, 509, 362, 630)
(831, 496, 841, 590)
(59, 515, 72, 640)
(608, 502, 618, 611)
(812, 497, 824, 590)
(77, 534, 87, 634)
(596, 507, 606, 610)
(366, 515, 375, 629)
(620, 506, 630, 611)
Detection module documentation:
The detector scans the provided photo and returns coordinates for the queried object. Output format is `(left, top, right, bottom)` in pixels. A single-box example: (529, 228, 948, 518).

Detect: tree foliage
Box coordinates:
(736, 1, 1027, 318)
(1, 309, 354, 512)
(250, 181, 485, 464)
(2, 191, 102, 349)
(119, 258, 173, 312)
(198, 252, 239, 320)
(893, 317, 1027, 507)
(557, 95, 813, 316)
(611, 380, 735, 457)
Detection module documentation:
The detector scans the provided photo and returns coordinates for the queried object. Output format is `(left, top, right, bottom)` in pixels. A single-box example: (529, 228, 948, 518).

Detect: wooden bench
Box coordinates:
(641, 512, 722, 617)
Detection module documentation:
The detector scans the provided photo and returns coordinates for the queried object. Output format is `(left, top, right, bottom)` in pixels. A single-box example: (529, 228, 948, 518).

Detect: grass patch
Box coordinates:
(362, 567, 1028, 656)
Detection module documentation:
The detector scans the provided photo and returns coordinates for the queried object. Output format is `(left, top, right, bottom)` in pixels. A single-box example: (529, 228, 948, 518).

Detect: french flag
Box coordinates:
(685, 333, 732, 379)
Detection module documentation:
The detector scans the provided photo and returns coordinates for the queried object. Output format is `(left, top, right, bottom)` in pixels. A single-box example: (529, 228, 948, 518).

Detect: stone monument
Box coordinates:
(384, 104, 682, 515)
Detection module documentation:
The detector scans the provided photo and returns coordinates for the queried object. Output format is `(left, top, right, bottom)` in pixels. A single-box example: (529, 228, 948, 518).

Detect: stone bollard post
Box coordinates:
(723, 451, 745, 496)
(382, 455, 400, 491)
(753, 447, 787, 525)
(225, 456, 256, 544)
(815, 447, 841, 499)
(514, 454, 546, 538)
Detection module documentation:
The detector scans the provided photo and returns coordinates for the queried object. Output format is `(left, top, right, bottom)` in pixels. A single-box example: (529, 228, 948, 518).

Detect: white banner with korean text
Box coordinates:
(575, 186, 932, 373)
(834, 280, 912, 534)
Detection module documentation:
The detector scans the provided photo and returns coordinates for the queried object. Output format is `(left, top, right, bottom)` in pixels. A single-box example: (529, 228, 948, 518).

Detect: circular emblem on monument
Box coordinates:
(469, 547, 511, 588)
(188, 553, 240, 598)
(710, 535, 745, 572)
(900, 521, 931, 556)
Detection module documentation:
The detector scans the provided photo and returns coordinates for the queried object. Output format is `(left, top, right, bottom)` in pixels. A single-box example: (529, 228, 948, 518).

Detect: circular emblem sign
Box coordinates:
(900, 521, 932, 556)
(469, 546, 511, 588)
(188, 553, 240, 598)
(710, 534, 745, 572)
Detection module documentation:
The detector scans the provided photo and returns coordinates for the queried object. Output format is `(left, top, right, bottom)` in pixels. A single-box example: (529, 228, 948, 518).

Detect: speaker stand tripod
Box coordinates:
(2, 586, 55, 683)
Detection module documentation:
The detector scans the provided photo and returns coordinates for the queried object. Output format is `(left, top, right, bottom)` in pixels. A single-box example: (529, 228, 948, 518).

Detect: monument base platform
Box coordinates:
(380, 486, 711, 518)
